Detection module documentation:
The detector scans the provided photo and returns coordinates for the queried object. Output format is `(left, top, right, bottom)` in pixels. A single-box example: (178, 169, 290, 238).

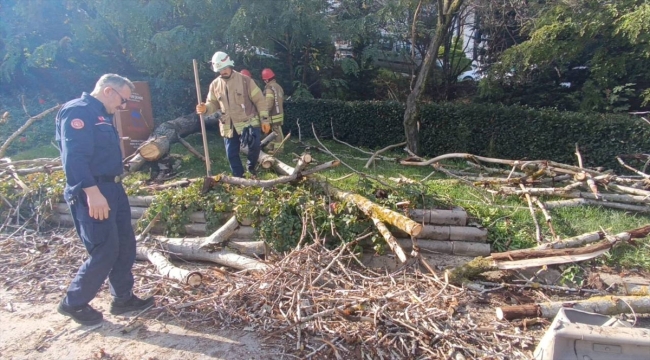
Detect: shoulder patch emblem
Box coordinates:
(70, 119, 84, 129)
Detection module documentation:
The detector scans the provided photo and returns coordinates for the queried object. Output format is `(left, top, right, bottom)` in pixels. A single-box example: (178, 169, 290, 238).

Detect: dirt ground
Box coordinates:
(0, 252, 474, 360)
(0, 288, 271, 360)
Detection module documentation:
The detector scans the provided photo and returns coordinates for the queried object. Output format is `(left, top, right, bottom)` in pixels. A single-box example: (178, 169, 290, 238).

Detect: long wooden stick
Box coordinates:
(496, 295, 650, 320)
(193, 59, 212, 176)
(178, 136, 206, 162)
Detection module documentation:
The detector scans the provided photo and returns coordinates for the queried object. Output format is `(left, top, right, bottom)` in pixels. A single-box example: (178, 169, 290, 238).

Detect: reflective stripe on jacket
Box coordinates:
(263, 79, 284, 125)
(205, 71, 268, 138)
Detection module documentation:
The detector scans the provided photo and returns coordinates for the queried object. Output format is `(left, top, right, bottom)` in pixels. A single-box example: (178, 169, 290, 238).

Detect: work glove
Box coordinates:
(261, 121, 271, 134)
(240, 125, 255, 149)
(196, 103, 207, 115)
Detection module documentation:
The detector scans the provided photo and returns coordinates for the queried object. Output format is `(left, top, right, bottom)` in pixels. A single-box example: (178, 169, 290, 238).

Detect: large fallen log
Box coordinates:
(135, 246, 202, 286)
(496, 295, 650, 320)
(126, 112, 222, 173)
(154, 236, 268, 271)
(494, 248, 612, 269)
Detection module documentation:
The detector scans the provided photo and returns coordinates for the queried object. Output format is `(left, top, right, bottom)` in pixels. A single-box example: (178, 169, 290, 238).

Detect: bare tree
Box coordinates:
(404, 0, 465, 154)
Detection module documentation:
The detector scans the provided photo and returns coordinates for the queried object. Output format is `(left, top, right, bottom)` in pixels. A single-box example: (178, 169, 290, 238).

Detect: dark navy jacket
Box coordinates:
(55, 92, 123, 201)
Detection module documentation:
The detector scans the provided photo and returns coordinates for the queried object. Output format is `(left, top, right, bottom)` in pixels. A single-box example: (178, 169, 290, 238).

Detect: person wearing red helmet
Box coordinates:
(261, 68, 285, 152)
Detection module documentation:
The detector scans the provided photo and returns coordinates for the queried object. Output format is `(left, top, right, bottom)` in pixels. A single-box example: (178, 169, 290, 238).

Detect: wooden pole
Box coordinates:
(193, 59, 212, 176)
(496, 295, 650, 320)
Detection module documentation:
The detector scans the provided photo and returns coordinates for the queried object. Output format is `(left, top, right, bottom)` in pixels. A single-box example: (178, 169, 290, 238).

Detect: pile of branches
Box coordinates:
(0, 230, 535, 359)
(401, 150, 650, 244)
(0, 230, 83, 299)
(0, 157, 63, 234)
(211, 241, 535, 359)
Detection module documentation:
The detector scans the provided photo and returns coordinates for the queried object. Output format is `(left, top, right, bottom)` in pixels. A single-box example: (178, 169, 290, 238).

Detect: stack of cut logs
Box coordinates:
(49, 197, 490, 257)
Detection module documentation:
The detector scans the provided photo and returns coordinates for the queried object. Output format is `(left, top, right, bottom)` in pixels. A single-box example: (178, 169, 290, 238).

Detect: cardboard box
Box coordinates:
(114, 81, 154, 157)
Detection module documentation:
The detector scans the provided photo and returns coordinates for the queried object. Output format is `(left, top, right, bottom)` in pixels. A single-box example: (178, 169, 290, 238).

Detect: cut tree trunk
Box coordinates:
(135, 246, 202, 286)
(392, 224, 486, 242)
(408, 208, 467, 226)
(496, 296, 650, 320)
(126, 112, 221, 173)
(396, 238, 490, 256)
(154, 236, 268, 271)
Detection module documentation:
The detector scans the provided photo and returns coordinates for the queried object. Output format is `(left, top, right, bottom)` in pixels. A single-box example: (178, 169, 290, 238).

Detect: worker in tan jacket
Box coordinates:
(261, 68, 284, 151)
(196, 51, 269, 177)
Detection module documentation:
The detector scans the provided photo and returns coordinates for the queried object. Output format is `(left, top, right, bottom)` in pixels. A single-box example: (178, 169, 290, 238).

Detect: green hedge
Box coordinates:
(284, 100, 649, 168)
(3, 97, 647, 169)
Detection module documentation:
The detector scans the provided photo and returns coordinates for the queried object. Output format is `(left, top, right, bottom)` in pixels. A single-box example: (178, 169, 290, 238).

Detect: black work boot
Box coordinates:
(110, 294, 155, 315)
(57, 299, 103, 326)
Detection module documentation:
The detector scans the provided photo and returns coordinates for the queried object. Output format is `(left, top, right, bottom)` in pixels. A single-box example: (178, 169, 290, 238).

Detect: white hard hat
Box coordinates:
(211, 51, 234, 72)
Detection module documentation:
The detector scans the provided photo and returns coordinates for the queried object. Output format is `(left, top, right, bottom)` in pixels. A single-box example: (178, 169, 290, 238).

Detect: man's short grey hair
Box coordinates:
(93, 74, 135, 92)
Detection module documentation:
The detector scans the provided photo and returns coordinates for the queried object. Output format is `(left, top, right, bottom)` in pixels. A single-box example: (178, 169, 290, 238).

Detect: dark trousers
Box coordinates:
(64, 183, 135, 308)
(224, 126, 261, 177)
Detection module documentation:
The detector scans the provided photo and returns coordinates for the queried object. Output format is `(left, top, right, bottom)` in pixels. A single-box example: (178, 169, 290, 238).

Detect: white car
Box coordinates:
(458, 67, 482, 82)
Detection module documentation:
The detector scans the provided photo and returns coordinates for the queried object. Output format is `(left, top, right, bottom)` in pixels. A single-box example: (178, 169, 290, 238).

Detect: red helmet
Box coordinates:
(240, 69, 251, 77)
(261, 68, 275, 81)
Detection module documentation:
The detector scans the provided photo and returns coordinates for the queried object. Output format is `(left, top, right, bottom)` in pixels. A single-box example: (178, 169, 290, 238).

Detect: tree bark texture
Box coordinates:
(491, 225, 650, 261)
(496, 296, 650, 320)
(396, 238, 490, 256)
(408, 208, 467, 226)
(154, 236, 268, 271)
(403, 0, 464, 154)
(199, 215, 239, 251)
(126, 112, 221, 173)
(372, 218, 408, 262)
(135, 246, 202, 286)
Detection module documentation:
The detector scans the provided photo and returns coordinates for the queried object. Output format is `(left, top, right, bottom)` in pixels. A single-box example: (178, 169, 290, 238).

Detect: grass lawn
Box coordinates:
(161, 132, 650, 273)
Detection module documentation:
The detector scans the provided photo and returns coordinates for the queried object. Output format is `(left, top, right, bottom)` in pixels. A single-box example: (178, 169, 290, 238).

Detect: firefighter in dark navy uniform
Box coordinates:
(55, 74, 154, 325)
